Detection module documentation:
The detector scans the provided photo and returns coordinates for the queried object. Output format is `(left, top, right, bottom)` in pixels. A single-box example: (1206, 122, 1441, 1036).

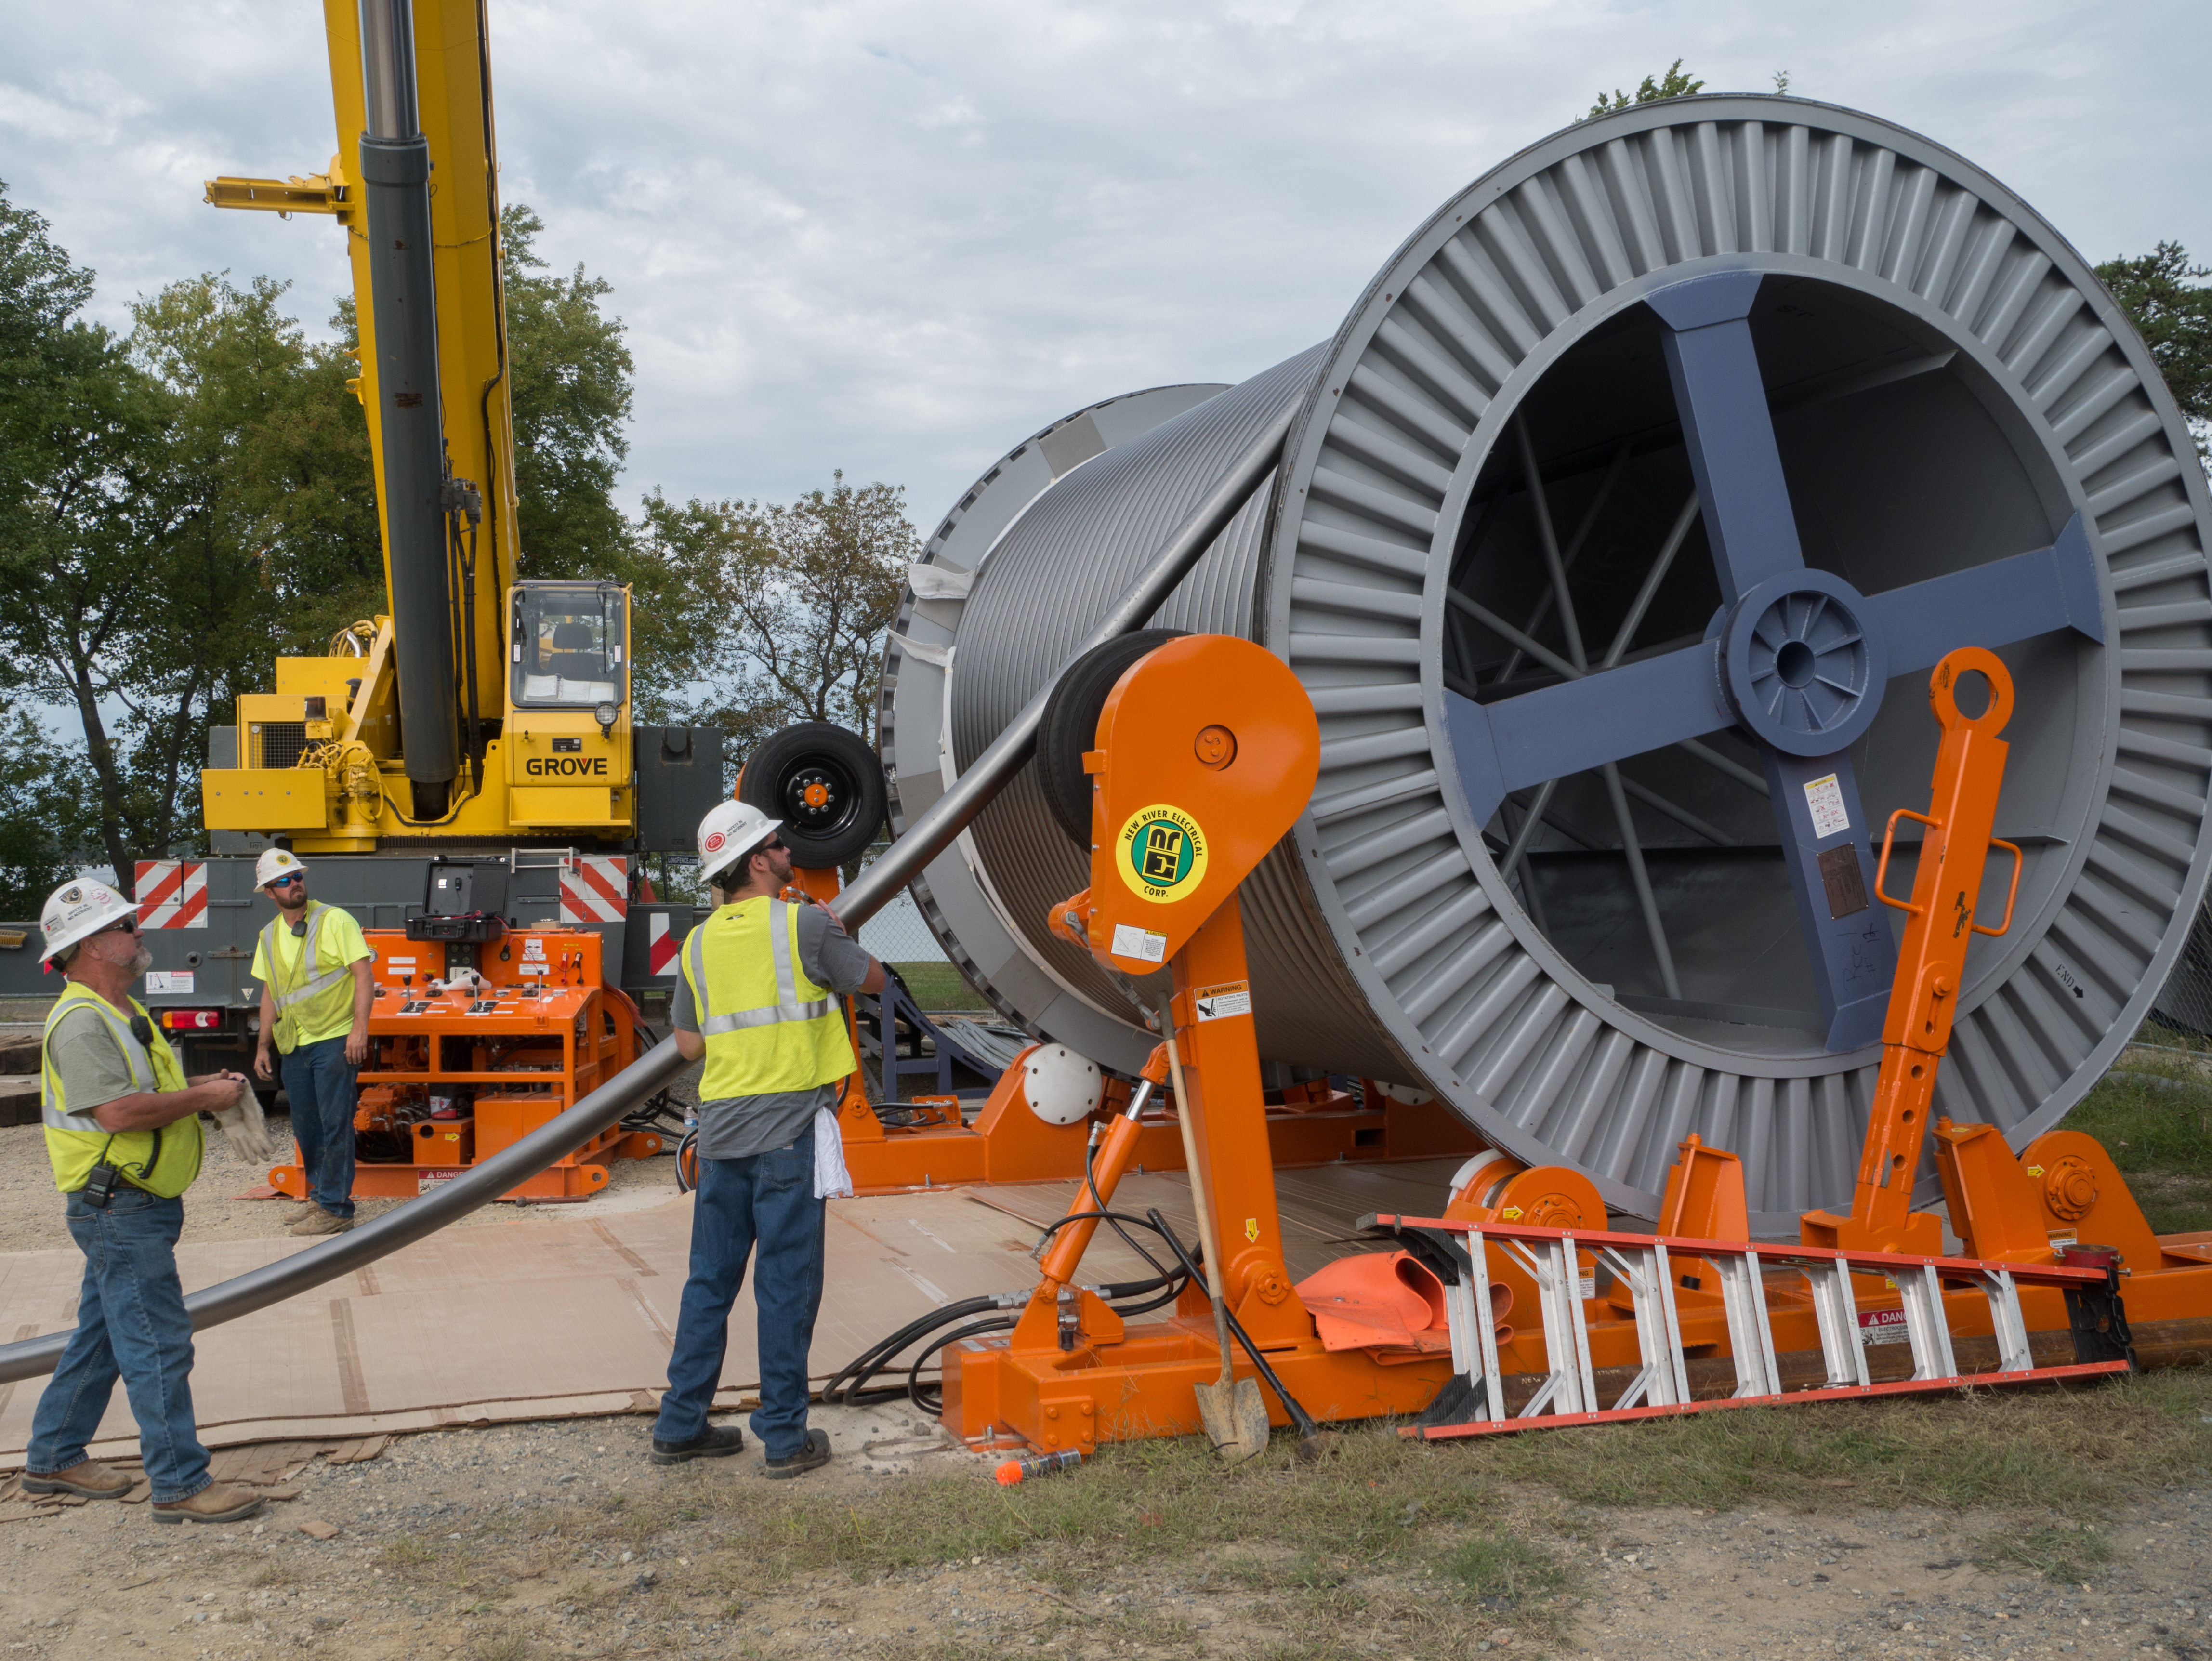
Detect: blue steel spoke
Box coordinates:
(1646, 269, 1896, 1049)
(1646, 270, 1807, 604)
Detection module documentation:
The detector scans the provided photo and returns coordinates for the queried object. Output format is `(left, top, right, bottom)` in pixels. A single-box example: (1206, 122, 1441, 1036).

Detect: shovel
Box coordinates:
(1158, 999, 1270, 1464)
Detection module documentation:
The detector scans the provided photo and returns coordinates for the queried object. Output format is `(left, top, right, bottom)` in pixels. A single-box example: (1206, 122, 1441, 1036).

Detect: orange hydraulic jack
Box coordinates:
(1380, 649, 2212, 1429)
(943, 635, 1455, 1453)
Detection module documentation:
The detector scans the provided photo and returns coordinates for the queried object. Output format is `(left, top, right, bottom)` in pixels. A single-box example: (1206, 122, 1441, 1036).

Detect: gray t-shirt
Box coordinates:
(46, 1003, 146, 1125)
(670, 901, 874, 1160)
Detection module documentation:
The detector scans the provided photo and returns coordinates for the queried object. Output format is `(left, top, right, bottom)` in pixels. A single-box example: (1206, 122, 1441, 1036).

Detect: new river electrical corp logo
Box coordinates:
(1116, 804, 1209, 902)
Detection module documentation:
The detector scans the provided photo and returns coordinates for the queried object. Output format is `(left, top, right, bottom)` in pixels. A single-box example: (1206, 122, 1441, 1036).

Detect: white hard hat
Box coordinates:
(697, 800, 780, 884)
(254, 847, 307, 888)
(40, 879, 135, 966)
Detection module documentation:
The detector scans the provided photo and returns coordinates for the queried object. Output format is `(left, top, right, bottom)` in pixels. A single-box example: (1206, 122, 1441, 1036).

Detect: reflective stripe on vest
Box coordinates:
(686, 901, 835, 1034)
(682, 897, 855, 1098)
(263, 903, 352, 1050)
(40, 982, 203, 1198)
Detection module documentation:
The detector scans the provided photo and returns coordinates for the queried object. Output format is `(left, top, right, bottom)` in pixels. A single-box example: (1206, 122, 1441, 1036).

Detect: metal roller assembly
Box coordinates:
(884, 93, 2212, 1231)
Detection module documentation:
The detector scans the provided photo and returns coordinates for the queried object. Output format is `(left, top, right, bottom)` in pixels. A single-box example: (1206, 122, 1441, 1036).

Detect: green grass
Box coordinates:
(1974, 1520, 2115, 1584)
(890, 961, 992, 1012)
(2066, 1043, 2212, 1230)
(1475, 1368, 2212, 1516)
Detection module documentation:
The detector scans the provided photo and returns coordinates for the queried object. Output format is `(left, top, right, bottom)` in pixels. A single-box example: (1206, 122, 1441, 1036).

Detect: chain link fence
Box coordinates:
(2152, 901, 2212, 1042)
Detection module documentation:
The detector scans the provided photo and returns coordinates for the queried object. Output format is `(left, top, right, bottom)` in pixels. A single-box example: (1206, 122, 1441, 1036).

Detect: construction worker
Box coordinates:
(249, 849, 374, 1236)
(21, 880, 266, 1524)
(652, 800, 883, 1479)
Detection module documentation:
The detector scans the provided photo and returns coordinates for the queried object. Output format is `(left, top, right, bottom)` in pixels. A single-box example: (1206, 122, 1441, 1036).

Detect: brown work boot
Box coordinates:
(21, 1460, 132, 1501)
(288, 1207, 355, 1237)
(152, 1482, 265, 1525)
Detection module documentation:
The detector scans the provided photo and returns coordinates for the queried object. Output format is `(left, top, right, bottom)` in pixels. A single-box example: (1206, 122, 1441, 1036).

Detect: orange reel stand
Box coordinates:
(944, 636, 1453, 1453)
(1424, 651, 2212, 1389)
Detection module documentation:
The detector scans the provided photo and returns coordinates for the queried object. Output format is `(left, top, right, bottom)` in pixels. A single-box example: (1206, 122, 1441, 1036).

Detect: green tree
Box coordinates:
(1587, 61, 1705, 119)
(501, 204, 635, 580)
(0, 180, 173, 889)
(637, 474, 919, 764)
(2096, 242, 2212, 463)
(0, 704, 97, 917)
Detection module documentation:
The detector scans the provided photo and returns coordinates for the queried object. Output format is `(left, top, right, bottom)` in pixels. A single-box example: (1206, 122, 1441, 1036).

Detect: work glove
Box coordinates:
(213, 1078, 277, 1165)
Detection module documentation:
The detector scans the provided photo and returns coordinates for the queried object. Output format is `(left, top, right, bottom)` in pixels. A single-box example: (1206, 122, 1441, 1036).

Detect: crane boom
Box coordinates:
(198, 0, 672, 852)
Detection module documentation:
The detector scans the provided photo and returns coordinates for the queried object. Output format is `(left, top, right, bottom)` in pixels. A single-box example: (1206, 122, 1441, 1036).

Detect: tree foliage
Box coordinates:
(0, 176, 922, 896)
(0, 702, 96, 917)
(2096, 242, 2212, 462)
(637, 474, 917, 765)
(1587, 61, 1704, 120)
(501, 205, 635, 580)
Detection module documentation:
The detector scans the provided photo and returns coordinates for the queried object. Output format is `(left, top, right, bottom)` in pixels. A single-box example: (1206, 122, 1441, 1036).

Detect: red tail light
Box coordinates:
(158, 1009, 225, 1031)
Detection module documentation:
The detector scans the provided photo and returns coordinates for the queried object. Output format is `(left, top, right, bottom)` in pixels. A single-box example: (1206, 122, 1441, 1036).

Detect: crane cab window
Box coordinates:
(511, 585, 627, 708)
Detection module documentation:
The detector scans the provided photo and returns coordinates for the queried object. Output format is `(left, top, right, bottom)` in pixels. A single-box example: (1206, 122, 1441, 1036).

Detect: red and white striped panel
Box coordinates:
(558, 855, 628, 923)
(647, 912, 680, 977)
(135, 861, 209, 929)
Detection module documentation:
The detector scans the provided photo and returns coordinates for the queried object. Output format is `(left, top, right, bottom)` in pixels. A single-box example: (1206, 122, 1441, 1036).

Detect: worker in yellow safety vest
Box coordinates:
(250, 849, 374, 1237)
(20, 879, 268, 1525)
(651, 800, 883, 1480)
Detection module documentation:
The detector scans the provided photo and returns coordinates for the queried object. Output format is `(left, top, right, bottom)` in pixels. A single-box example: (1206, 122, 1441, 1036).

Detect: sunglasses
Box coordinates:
(267, 873, 305, 890)
(103, 916, 140, 936)
(762, 838, 787, 853)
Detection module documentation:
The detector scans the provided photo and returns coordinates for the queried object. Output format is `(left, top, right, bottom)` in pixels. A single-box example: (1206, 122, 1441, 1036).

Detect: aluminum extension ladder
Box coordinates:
(1368, 1215, 2134, 1439)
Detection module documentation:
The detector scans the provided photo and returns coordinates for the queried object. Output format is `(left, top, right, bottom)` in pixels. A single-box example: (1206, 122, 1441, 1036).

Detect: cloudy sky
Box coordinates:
(4, 0, 2206, 534)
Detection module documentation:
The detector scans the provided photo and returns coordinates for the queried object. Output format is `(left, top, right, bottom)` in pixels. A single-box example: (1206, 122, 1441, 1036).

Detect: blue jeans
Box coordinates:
(655, 1124, 825, 1460)
(282, 1035, 356, 1219)
(26, 1189, 210, 1503)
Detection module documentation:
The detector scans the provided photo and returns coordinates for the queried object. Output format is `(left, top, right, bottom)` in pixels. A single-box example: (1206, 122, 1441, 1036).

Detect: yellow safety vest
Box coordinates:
(261, 901, 355, 1053)
(682, 896, 855, 1100)
(41, 981, 203, 1198)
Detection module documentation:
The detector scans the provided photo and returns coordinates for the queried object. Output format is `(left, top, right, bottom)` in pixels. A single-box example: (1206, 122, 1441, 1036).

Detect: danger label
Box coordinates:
(1193, 981, 1252, 1022)
(1803, 773, 1851, 839)
(1115, 804, 1209, 902)
(1858, 1308, 1910, 1346)
(1109, 923, 1168, 963)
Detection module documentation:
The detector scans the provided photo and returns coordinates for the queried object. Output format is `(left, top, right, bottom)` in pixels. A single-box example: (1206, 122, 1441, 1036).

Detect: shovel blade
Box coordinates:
(1194, 1376, 1271, 1464)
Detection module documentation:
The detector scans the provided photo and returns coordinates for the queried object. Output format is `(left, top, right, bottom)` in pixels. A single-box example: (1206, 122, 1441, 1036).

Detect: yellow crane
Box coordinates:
(199, 0, 649, 851)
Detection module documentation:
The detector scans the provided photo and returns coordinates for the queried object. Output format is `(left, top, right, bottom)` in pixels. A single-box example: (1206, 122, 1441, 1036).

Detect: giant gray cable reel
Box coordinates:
(884, 94, 2212, 1232)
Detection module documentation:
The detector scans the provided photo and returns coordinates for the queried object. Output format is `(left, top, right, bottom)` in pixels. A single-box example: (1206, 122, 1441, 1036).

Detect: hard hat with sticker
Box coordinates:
(1114, 804, 1209, 902)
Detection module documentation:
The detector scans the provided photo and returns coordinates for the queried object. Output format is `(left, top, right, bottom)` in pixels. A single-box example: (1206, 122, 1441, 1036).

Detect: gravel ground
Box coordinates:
(0, 1418, 2204, 1659)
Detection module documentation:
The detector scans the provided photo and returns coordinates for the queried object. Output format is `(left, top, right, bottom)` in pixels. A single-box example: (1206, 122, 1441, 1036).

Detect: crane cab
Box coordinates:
(504, 580, 632, 829)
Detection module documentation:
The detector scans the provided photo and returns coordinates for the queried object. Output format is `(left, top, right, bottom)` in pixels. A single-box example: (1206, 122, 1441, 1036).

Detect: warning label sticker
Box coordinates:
(144, 971, 195, 995)
(1858, 1308, 1910, 1346)
(1193, 981, 1252, 1022)
(1109, 922, 1168, 964)
(417, 1171, 459, 1196)
(1804, 773, 1851, 839)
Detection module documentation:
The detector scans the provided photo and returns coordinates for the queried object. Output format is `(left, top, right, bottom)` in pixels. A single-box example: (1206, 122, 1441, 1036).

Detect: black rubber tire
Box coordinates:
(738, 722, 888, 868)
(1036, 631, 1187, 843)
